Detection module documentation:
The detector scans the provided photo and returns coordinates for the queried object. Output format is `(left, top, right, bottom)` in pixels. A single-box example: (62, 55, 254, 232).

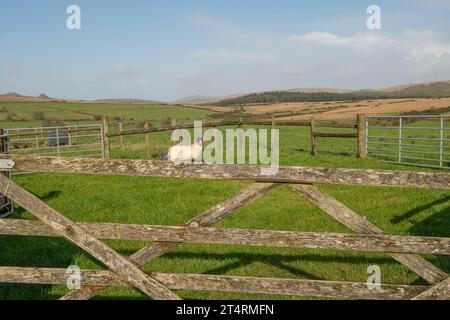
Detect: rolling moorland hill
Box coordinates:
(211, 81, 450, 106)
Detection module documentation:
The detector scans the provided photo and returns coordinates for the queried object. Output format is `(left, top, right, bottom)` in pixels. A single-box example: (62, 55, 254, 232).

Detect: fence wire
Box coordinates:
(366, 115, 450, 169)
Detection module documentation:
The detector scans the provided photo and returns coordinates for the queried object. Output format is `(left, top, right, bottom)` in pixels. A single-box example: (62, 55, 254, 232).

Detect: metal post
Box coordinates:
(100, 125, 105, 159)
(0, 129, 13, 218)
(56, 128, 60, 157)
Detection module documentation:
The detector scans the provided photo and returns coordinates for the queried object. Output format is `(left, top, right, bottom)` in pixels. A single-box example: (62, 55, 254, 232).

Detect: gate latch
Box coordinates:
(0, 159, 15, 170)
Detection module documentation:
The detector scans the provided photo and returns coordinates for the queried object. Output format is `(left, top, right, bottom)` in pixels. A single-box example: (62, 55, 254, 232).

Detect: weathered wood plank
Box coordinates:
(3, 219, 450, 255)
(0, 267, 428, 300)
(357, 114, 367, 159)
(60, 182, 276, 300)
(0, 175, 180, 300)
(313, 133, 358, 138)
(102, 117, 111, 159)
(291, 184, 449, 285)
(412, 278, 450, 300)
(3, 155, 450, 189)
(310, 118, 317, 156)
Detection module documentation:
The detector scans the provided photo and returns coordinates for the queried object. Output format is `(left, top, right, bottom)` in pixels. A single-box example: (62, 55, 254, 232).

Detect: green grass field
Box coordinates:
(0, 102, 449, 300)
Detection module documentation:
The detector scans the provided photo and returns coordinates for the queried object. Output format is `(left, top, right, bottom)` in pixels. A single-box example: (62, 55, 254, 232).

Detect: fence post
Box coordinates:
(238, 117, 244, 153)
(55, 128, 60, 157)
(439, 117, 444, 168)
(171, 118, 177, 146)
(310, 118, 317, 156)
(144, 121, 151, 158)
(398, 117, 403, 164)
(35, 129, 40, 148)
(357, 114, 367, 159)
(118, 121, 124, 150)
(102, 117, 111, 159)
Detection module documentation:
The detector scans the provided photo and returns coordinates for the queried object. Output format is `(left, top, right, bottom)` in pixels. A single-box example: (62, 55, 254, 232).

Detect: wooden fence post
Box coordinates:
(238, 117, 244, 153)
(310, 118, 317, 156)
(171, 119, 177, 146)
(271, 116, 276, 129)
(357, 114, 367, 159)
(102, 117, 111, 159)
(118, 121, 124, 150)
(144, 121, 151, 158)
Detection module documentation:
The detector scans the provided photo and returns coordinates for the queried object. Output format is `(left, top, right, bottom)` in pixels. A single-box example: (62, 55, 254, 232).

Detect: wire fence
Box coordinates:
(4, 124, 104, 159)
(366, 115, 450, 169)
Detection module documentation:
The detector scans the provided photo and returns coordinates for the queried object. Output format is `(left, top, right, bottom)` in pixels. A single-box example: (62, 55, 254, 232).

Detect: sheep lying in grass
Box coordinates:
(164, 137, 203, 164)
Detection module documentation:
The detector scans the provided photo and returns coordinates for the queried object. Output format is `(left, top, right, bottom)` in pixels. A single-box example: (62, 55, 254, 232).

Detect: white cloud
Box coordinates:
(289, 31, 394, 50)
(402, 30, 450, 61)
(290, 30, 450, 62)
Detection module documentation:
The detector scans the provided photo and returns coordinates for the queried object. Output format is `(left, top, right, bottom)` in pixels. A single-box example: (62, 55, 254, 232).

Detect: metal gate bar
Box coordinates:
(0, 130, 13, 218)
(4, 124, 104, 159)
(366, 115, 450, 169)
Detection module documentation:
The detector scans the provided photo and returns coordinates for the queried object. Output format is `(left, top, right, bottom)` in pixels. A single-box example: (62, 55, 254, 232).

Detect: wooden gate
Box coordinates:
(0, 155, 449, 300)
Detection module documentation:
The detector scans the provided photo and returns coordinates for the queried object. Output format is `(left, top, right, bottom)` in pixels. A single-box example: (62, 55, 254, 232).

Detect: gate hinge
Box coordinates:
(0, 159, 15, 170)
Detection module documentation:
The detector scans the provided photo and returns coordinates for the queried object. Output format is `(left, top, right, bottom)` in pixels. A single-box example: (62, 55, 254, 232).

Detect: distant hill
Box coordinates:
(286, 88, 351, 94)
(38, 93, 52, 99)
(211, 81, 450, 106)
(4, 92, 24, 97)
(174, 89, 349, 105)
(0, 93, 161, 104)
(174, 94, 246, 105)
(0, 93, 61, 103)
(92, 98, 162, 104)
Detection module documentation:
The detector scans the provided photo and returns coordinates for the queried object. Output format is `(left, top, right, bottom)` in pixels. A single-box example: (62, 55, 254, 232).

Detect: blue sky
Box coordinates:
(1, 0, 450, 101)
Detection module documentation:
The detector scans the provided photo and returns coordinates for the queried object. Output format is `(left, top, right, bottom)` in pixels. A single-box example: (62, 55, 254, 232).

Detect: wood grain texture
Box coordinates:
(291, 184, 449, 285)
(2, 219, 450, 255)
(2, 155, 449, 189)
(357, 114, 367, 159)
(0, 267, 428, 300)
(412, 278, 450, 300)
(0, 175, 180, 300)
(60, 182, 276, 300)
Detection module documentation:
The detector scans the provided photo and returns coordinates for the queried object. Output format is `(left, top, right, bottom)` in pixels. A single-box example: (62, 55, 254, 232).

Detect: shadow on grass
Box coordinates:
(13, 190, 62, 217)
(0, 235, 82, 300)
(154, 251, 399, 280)
(391, 195, 450, 225)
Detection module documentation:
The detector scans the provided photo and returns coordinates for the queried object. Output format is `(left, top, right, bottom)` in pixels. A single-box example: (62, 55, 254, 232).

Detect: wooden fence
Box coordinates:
(0, 155, 449, 300)
(102, 116, 365, 159)
(309, 115, 365, 157)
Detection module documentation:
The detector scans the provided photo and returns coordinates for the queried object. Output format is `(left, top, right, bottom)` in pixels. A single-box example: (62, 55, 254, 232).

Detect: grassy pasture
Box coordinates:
(0, 102, 449, 300)
(0, 102, 215, 128)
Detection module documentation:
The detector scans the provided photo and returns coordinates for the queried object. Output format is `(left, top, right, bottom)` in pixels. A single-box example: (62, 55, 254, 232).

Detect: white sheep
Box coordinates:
(164, 137, 203, 164)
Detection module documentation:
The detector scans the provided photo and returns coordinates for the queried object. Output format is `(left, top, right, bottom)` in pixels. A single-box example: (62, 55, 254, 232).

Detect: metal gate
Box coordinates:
(0, 124, 104, 218)
(0, 130, 13, 217)
(366, 115, 450, 169)
(4, 124, 104, 159)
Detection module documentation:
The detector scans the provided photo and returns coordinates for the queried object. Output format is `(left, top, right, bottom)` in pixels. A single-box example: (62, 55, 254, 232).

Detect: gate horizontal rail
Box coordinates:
(2, 155, 449, 189)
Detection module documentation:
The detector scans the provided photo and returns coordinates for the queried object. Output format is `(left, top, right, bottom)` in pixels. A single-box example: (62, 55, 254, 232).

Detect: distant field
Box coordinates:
(0, 102, 216, 129)
(1, 100, 449, 300)
(237, 98, 450, 120)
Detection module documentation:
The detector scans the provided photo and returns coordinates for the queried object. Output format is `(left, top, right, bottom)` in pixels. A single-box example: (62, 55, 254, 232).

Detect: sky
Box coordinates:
(1, 0, 450, 101)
